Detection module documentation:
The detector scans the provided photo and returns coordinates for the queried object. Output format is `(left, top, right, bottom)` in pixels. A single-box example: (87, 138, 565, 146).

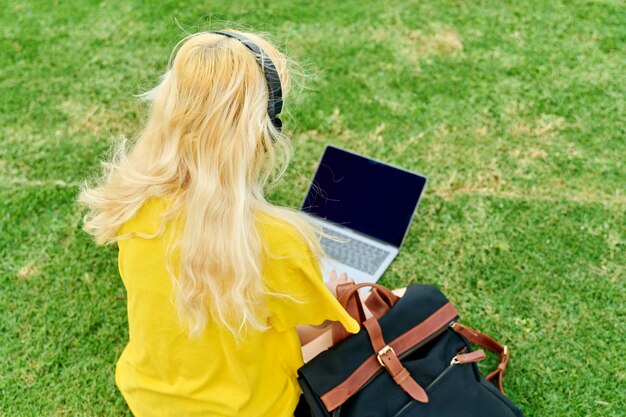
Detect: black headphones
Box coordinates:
(212, 31, 283, 133)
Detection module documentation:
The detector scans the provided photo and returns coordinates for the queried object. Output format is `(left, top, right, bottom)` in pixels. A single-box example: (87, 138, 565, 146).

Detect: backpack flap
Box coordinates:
(297, 284, 457, 415)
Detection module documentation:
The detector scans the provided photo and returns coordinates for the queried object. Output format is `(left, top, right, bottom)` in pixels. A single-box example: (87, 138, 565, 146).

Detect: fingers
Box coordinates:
(328, 270, 353, 285)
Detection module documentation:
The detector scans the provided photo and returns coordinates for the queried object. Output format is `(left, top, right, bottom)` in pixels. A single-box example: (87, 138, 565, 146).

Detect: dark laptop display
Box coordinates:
(301, 146, 427, 247)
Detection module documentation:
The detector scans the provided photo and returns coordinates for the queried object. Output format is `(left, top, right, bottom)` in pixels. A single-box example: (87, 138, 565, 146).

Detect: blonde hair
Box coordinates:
(78, 30, 323, 340)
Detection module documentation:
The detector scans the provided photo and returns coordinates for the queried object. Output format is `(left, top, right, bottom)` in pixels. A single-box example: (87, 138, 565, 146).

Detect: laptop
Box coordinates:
(300, 145, 427, 284)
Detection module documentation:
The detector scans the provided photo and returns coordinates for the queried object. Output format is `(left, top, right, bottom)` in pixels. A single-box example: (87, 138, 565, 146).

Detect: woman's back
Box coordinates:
(115, 197, 358, 416)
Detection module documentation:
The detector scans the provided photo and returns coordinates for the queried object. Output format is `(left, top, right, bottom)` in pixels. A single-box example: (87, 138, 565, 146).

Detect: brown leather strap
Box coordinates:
(363, 317, 429, 403)
(364, 287, 398, 319)
(336, 282, 365, 321)
(331, 282, 366, 344)
(331, 282, 400, 344)
(337, 282, 399, 308)
(452, 349, 486, 365)
(320, 302, 458, 411)
(452, 323, 509, 394)
(362, 317, 386, 351)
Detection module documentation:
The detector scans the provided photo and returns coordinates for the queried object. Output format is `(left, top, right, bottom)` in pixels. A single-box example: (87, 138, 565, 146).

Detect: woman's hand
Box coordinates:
(324, 270, 352, 298)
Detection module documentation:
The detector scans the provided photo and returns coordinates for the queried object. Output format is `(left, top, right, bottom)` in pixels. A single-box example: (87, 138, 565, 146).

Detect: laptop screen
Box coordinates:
(301, 145, 427, 247)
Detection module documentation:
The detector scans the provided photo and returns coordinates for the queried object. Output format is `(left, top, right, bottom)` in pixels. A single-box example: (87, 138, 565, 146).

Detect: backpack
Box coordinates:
(297, 283, 525, 417)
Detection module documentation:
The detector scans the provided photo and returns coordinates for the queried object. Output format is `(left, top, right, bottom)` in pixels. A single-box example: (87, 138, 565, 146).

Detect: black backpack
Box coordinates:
(297, 283, 525, 417)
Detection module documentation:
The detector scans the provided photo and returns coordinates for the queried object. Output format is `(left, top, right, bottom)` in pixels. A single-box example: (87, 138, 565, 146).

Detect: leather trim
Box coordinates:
(452, 323, 510, 394)
(331, 282, 365, 345)
(320, 302, 458, 411)
(364, 288, 399, 318)
(453, 349, 486, 364)
(363, 317, 429, 403)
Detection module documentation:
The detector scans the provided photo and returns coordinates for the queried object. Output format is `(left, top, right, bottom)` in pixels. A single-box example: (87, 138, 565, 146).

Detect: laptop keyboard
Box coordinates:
(320, 227, 391, 275)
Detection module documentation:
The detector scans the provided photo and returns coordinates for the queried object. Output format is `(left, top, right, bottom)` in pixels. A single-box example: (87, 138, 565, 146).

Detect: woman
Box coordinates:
(78, 29, 363, 416)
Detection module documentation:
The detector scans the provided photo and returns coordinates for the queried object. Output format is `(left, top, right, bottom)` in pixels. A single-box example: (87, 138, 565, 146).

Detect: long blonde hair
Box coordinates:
(78, 30, 323, 340)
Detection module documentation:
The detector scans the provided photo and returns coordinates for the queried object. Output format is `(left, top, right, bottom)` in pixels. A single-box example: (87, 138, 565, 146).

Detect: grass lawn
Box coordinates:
(1, 0, 624, 416)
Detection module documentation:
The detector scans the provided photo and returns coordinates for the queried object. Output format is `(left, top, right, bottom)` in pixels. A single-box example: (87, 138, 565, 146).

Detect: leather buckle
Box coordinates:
(376, 345, 396, 367)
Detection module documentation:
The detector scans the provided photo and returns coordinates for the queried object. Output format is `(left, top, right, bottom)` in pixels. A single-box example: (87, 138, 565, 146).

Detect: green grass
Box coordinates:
(1, 0, 624, 416)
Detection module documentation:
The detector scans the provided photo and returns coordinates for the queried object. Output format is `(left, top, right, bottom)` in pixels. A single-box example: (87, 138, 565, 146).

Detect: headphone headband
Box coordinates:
(212, 31, 283, 132)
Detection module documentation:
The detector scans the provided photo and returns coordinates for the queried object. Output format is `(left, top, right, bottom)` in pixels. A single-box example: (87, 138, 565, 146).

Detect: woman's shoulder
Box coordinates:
(117, 196, 174, 237)
(256, 212, 310, 257)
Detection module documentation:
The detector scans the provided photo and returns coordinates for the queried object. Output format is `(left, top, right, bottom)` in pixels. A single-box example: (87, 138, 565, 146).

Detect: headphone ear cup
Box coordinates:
(272, 117, 282, 133)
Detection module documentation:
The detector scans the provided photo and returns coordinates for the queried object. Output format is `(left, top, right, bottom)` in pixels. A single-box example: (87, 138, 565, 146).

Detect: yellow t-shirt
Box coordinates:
(114, 198, 360, 417)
